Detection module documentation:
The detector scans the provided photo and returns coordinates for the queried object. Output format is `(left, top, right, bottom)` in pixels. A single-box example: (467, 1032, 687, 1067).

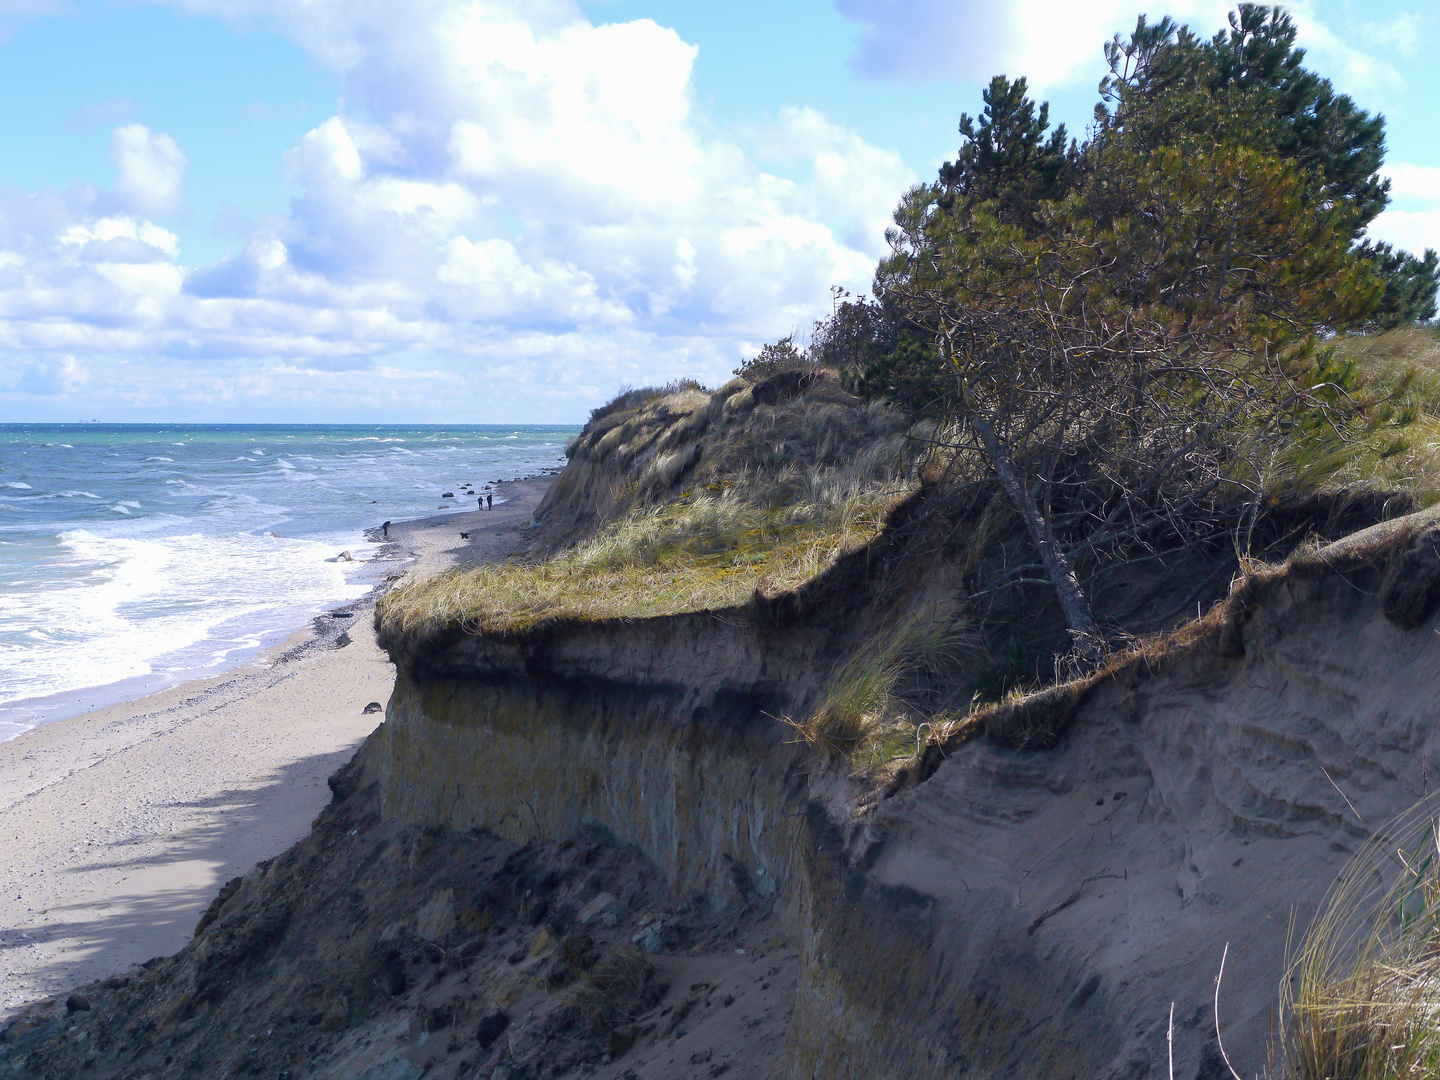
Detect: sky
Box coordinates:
(0, 0, 1435, 423)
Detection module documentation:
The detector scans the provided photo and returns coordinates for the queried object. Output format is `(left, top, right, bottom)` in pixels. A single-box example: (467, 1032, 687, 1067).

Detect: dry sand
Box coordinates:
(0, 475, 554, 1019)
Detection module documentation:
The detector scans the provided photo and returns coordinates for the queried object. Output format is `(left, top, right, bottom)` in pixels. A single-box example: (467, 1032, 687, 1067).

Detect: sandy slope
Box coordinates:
(0, 476, 552, 1020)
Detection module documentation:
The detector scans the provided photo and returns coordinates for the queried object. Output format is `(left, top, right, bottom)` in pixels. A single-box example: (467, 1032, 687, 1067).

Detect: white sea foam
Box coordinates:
(4, 482, 31, 489)
(0, 529, 370, 709)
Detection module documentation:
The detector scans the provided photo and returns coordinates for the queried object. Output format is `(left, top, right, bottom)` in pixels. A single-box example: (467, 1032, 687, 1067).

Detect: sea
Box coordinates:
(0, 424, 577, 742)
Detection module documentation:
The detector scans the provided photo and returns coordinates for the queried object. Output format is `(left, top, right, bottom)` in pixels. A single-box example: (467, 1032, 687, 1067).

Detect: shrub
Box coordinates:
(734, 335, 811, 381)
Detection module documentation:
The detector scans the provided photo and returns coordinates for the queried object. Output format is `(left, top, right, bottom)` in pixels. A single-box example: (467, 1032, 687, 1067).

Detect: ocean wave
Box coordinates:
(3, 489, 101, 500)
(144, 456, 174, 463)
(4, 482, 32, 489)
(0, 529, 372, 709)
(0, 719, 33, 743)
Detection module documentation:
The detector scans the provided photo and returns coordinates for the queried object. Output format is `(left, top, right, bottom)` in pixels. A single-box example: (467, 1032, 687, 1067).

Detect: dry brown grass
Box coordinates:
(381, 372, 923, 641)
(1281, 799, 1440, 1080)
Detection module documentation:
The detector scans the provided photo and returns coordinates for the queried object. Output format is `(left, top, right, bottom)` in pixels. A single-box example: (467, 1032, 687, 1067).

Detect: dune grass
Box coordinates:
(780, 607, 979, 778)
(1282, 799, 1440, 1080)
(1327, 327, 1440, 502)
(378, 476, 907, 640)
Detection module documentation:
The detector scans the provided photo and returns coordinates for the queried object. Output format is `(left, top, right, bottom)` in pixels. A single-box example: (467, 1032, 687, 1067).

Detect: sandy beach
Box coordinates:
(0, 475, 554, 1019)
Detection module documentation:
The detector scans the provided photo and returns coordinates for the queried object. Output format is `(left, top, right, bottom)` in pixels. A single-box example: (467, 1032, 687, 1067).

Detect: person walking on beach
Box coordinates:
(487, 493, 493, 510)
(382, 520, 391, 538)
(478, 495, 484, 510)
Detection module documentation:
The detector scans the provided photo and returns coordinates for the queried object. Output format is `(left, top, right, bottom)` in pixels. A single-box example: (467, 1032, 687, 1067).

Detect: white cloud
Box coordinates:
(1385, 162, 1440, 203)
(1283, 1, 1404, 96)
(437, 236, 623, 323)
(1371, 161, 1440, 257)
(833, 0, 1232, 90)
(1369, 208, 1440, 257)
(16, 355, 88, 395)
(62, 216, 180, 258)
(1356, 11, 1425, 59)
(111, 123, 188, 217)
(831, 0, 1402, 100)
(0, 0, 916, 419)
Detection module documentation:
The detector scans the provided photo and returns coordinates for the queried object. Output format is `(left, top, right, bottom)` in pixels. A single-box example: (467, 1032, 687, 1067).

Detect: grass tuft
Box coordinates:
(781, 608, 978, 776)
(1327, 328, 1440, 503)
(1282, 799, 1440, 1080)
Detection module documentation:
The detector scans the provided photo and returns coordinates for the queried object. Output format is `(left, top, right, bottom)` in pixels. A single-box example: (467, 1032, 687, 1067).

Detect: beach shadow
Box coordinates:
(1, 737, 368, 1004)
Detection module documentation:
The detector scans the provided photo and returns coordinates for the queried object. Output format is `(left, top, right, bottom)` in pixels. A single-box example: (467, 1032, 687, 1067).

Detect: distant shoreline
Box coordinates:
(359, 471, 560, 578)
(0, 471, 558, 1019)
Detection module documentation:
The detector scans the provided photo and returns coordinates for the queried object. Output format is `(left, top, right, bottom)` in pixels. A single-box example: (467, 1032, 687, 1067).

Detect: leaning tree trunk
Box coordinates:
(968, 408, 1104, 665)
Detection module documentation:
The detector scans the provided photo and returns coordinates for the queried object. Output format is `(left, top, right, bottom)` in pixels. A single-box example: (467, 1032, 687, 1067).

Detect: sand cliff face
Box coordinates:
(376, 611, 821, 909)
(365, 510, 1440, 1080)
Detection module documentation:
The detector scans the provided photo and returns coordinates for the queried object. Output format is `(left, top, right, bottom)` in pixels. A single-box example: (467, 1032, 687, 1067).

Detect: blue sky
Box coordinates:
(0, 0, 1434, 423)
(0, 8, 336, 265)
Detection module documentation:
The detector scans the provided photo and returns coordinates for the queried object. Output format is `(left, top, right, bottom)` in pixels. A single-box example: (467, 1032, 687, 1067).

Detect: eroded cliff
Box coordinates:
(8, 382, 1440, 1080)
(366, 520, 1438, 1080)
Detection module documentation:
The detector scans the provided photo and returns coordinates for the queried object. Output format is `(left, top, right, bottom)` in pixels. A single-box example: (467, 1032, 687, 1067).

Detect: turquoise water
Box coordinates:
(0, 424, 576, 739)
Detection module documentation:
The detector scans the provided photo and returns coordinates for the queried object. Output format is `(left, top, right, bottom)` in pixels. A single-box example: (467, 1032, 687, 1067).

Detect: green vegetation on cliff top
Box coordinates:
(378, 378, 917, 640)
